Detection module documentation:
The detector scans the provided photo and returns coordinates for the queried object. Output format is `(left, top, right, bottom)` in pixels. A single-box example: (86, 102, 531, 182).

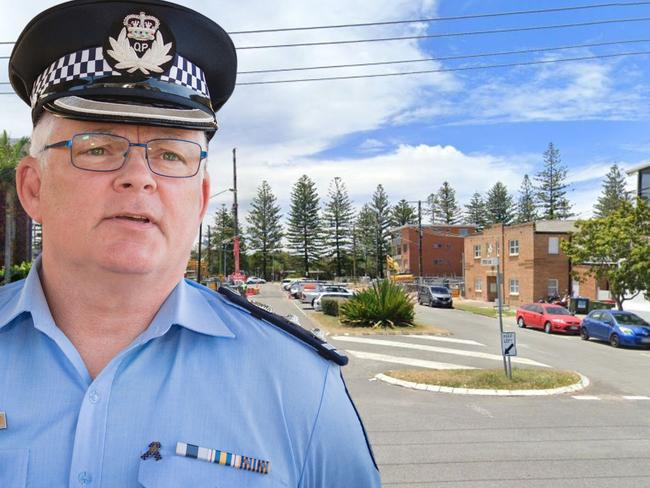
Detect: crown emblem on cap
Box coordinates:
(106, 11, 173, 75)
(124, 12, 160, 41)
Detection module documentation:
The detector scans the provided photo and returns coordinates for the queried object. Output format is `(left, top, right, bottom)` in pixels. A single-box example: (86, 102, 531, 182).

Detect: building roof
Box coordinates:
(390, 223, 477, 233)
(625, 161, 650, 175)
(534, 220, 578, 233)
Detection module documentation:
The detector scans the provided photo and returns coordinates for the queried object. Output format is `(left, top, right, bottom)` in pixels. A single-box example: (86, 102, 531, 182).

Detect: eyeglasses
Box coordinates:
(43, 133, 208, 178)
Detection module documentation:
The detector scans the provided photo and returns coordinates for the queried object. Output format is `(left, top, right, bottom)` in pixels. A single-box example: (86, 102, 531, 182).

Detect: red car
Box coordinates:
(516, 303, 582, 334)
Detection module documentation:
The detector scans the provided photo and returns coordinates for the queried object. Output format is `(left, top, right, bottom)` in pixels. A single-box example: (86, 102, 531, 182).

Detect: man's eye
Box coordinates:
(87, 147, 106, 156)
(162, 151, 183, 162)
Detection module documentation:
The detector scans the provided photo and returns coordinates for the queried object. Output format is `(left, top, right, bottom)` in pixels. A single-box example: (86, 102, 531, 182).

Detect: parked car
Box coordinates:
(516, 303, 582, 334)
(301, 284, 349, 304)
(289, 280, 321, 299)
(281, 279, 294, 290)
(246, 277, 266, 284)
(417, 285, 453, 308)
(581, 310, 650, 348)
(313, 291, 355, 311)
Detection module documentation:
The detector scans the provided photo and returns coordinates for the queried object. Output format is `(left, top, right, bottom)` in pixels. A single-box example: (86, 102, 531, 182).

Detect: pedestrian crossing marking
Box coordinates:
(347, 350, 476, 370)
(622, 395, 650, 400)
(572, 395, 601, 400)
(331, 336, 551, 368)
(398, 335, 485, 347)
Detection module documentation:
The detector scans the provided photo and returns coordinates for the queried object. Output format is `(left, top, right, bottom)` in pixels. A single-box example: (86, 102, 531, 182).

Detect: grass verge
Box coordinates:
(306, 310, 449, 336)
(453, 302, 516, 318)
(385, 368, 580, 390)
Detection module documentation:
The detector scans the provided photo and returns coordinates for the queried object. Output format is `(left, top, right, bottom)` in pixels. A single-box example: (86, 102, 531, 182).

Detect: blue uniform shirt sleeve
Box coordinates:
(298, 364, 381, 488)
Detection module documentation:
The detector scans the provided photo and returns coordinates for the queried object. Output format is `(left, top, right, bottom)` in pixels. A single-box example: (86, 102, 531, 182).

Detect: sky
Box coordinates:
(1, 0, 649, 228)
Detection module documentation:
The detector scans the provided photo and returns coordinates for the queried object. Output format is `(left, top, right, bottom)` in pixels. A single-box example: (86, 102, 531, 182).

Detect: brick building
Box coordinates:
(391, 224, 477, 278)
(0, 198, 33, 269)
(463, 221, 591, 306)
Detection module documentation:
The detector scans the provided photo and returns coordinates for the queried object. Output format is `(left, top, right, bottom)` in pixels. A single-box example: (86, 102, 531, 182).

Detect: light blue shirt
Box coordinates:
(0, 263, 380, 487)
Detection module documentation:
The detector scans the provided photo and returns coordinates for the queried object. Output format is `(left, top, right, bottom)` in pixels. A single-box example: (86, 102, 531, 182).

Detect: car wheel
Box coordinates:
(517, 317, 526, 328)
(544, 322, 552, 334)
(580, 327, 589, 341)
(610, 333, 621, 348)
(311, 299, 316, 307)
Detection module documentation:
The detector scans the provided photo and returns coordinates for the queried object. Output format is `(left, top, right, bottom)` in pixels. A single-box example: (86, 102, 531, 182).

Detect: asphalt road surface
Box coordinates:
(252, 284, 650, 488)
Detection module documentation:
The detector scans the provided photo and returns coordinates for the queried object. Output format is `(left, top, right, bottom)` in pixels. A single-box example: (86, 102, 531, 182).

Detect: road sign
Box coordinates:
(480, 257, 499, 266)
(501, 332, 517, 356)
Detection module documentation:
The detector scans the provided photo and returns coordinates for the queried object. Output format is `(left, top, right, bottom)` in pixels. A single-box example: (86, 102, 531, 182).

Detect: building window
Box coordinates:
(473, 244, 481, 258)
(548, 279, 559, 297)
(509, 239, 519, 256)
(509, 279, 520, 295)
(475, 278, 482, 291)
(432, 243, 443, 249)
(433, 259, 445, 265)
(402, 244, 407, 254)
(548, 237, 559, 255)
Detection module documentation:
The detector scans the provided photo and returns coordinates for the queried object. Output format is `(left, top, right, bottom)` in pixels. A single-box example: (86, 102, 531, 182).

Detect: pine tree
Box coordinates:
(425, 193, 439, 224)
(211, 204, 235, 276)
(322, 177, 354, 277)
(391, 199, 417, 226)
(434, 181, 462, 224)
(286, 175, 321, 275)
(594, 164, 631, 217)
(369, 185, 392, 278)
(516, 174, 538, 223)
(535, 142, 573, 219)
(464, 192, 487, 230)
(486, 182, 515, 225)
(246, 181, 283, 280)
(355, 204, 379, 277)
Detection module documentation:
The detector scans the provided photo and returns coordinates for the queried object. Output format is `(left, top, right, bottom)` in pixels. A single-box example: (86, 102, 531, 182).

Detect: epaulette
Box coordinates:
(217, 286, 349, 366)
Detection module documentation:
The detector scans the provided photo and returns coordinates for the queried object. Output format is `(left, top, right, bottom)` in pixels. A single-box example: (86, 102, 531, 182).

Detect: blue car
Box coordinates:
(581, 310, 650, 348)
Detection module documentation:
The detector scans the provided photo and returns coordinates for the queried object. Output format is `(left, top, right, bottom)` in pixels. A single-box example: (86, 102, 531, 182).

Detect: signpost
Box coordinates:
(481, 257, 509, 378)
(501, 331, 517, 379)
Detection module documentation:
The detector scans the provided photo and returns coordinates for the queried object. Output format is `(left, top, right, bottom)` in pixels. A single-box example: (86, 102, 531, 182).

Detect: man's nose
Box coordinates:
(112, 145, 157, 192)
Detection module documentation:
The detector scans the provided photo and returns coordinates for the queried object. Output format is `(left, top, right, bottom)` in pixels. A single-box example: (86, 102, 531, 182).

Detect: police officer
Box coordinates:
(0, 1, 380, 486)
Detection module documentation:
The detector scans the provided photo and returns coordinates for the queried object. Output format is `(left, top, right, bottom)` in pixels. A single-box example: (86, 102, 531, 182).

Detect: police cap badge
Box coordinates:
(9, 0, 237, 133)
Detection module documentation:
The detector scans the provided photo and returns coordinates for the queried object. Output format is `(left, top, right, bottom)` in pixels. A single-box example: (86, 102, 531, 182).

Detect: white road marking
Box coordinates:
(622, 396, 650, 400)
(291, 300, 310, 319)
(347, 350, 476, 370)
(331, 336, 551, 367)
(400, 335, 485, 347)
(467, 404, 494, 418)
(572, 395, 601, 400)
(641, 352, 650, 358)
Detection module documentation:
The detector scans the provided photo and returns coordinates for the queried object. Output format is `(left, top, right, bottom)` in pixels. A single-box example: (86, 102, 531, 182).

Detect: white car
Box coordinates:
(301, 284, 348, 304)
(313, 291, 354, 311)
(246, 277, 266, 284)
(281, 279, 294, 290)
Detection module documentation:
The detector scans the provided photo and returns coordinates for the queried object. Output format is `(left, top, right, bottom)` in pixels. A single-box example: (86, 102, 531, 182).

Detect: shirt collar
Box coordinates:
(0, 259, 235, 340)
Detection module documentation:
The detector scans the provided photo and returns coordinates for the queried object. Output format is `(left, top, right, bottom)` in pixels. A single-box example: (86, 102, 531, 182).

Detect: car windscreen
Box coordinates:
(545, 306, 572, 315)
(430, 287, 450, 294)
(614, 313, 649, 326)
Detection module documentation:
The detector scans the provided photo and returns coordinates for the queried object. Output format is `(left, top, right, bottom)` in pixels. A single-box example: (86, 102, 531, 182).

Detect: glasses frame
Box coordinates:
(42, 132, 208, 178)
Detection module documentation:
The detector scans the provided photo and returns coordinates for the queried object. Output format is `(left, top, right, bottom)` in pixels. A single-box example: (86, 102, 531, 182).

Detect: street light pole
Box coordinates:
(418, 200, 423, 285)
(196, 187, 234, 283)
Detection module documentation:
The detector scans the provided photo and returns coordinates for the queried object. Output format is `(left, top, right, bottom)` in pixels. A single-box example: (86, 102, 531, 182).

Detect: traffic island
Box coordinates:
(306, 309, 450, 336)
(376, 368, 589, 396)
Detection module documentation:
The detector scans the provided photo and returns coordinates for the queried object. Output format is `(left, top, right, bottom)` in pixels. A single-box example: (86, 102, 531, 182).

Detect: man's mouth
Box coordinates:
(113, 214, 152, 224)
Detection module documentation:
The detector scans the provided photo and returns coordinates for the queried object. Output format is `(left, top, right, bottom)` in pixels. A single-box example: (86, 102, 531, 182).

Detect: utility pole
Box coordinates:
(232, 147, 240, 276)
(206, 225, 212, 276)
(418, 200, 423, 285)
(352, 224, 357, 282)
(197, 222, 203, 283)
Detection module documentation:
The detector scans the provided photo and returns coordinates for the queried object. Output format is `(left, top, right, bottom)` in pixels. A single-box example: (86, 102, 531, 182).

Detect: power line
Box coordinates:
(0, 48, 648, 93)
(236, 16, 650, 50)
(236, 50, 650, 85)
(238, 38, 650, 74)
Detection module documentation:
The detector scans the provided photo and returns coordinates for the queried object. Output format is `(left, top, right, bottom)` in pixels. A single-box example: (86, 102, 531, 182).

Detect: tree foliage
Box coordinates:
(562, 199, 650, 310)
(246, 181, 283, 280)
(354, 204, 378, 277)
(391, 199, 417, 226)
(516, 174, 538, 223)
(211, 205, 235, 276)
(0, 131, 30, 284)
(594, 164, 631, 218)
(464, 192, 487, 230)
(322, 177, 354, 277)
(339, 279, 415, 328)
(286, 175, 321, 275)
(369, 184, 392, 278)
(485, 182, 515, 225)
(433, 181, 462, 224)
(535, 142, 573, 219)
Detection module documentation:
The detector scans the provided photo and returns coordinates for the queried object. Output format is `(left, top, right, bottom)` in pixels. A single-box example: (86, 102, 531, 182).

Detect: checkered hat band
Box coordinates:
(30, 48, 210, 106)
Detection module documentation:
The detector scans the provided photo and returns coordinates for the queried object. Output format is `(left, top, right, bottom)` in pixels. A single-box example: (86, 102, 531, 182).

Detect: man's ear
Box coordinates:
(15, 156, 43, 224)
(199, 170, 210, 220)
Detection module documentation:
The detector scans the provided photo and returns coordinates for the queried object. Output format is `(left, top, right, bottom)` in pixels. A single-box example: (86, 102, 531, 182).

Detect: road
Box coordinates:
(252, 284, 650, 488)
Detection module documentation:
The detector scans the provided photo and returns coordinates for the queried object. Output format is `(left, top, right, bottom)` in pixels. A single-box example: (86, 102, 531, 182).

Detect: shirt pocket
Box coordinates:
(138, 455, 287, 488)
(0, 448, 29, 488)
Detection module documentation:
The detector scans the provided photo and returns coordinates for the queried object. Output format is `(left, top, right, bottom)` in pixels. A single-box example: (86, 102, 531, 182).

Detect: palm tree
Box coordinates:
(0, 131, 30, 284)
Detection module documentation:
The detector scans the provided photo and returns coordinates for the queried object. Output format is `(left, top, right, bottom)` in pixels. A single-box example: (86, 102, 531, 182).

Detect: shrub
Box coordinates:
(321, 297, 341, 316)
(340, 280, 415, 328)
(0, 261, 32, 284)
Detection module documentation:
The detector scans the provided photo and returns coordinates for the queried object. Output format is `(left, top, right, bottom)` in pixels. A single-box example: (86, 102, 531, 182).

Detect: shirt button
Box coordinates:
(78, 471, 93, 485)
(88, 389, 100, 404)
